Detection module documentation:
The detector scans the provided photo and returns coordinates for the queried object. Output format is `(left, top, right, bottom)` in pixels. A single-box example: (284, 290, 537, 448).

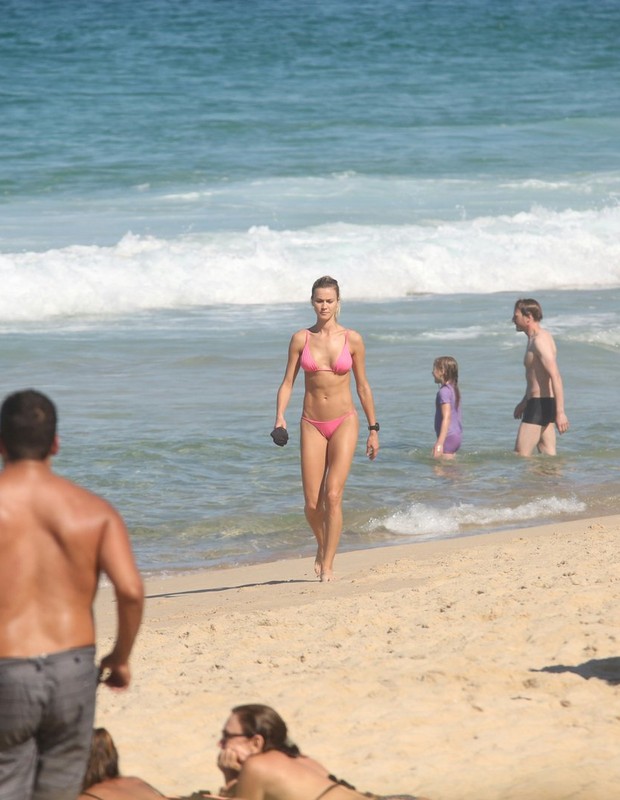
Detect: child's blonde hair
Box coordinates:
(433, 356, 461, 408)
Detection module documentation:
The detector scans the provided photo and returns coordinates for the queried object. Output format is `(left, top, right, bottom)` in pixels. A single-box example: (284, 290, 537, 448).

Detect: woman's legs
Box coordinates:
(320, 415, 358, 580)
(300, 422, 329, 574)
(300, 414, 358, 581)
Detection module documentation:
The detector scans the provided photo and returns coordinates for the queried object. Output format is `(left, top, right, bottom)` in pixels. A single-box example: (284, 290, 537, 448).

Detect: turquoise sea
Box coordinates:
(1, 0, 619, 575)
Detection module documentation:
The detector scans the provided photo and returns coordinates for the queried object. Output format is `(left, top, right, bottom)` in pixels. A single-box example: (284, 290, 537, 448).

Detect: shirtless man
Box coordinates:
(0, 389, 144, 800)
(512, 298, 570, 456)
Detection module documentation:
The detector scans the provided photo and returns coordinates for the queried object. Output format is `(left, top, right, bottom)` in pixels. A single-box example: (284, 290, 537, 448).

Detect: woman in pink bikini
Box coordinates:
(274, 276, 379, 582)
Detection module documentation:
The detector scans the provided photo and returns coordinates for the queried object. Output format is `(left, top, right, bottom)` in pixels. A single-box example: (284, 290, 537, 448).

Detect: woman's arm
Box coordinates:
(274, 332, 303, 429)
(231, 757, 266, 800)
(217, 747, 243, 797)
(349, 330, 379, 460)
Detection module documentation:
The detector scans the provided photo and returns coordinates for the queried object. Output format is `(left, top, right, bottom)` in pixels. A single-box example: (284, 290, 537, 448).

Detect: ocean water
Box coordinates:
(1, 0, 619, 575)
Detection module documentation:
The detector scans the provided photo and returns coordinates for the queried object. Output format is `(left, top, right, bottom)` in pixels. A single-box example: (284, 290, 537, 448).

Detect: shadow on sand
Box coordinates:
(146, 578, 313, 600)
(532, 656, 620, 685)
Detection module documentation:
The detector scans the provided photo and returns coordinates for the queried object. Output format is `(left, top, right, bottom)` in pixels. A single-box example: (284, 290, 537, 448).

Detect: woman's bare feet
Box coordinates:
(320, 569, 335, 582)
(314, 546, 323, 577)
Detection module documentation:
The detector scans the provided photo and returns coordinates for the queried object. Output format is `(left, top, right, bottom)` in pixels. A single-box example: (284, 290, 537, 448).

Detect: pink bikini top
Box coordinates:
(300, 329, 353, 375)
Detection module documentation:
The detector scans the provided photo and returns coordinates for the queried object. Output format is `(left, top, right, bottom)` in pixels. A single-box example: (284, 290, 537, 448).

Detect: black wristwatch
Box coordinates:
(368, 422, 380, 432)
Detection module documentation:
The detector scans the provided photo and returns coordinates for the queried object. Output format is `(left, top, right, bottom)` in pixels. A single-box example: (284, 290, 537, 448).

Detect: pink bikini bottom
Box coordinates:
(301, 410, 357, 440)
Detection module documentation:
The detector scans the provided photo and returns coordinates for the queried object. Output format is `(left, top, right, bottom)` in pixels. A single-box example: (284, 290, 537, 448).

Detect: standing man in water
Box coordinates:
(0, 389, 144, 800)
(512, 298, 570, 456)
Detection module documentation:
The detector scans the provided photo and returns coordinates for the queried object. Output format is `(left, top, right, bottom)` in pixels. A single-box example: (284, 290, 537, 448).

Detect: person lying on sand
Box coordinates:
(212, 703, 429, 800)
(78, 728, 169, 800)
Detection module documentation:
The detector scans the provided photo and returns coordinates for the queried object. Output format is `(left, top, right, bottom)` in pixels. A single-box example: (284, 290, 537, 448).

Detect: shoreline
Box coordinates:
(94, 514, 620, 800)
(131, 508, 602, 581)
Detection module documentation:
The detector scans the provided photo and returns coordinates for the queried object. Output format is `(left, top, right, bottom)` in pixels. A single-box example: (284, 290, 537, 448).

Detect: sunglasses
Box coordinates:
(220, 730, 251, 742)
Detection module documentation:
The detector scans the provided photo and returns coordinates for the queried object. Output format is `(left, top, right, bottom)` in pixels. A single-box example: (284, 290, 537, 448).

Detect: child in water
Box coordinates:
(432, 356, 462, 458)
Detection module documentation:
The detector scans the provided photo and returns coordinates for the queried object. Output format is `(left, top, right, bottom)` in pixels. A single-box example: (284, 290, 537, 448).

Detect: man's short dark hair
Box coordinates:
(0, 389, 57, 461)
(514, 298, 543, 322)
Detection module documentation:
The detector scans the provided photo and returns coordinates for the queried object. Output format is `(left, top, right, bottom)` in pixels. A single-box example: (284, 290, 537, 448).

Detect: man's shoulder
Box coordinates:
(35, 471, 119, 521)
(531, 327, 556, 354)
(42, 470, 104, 498)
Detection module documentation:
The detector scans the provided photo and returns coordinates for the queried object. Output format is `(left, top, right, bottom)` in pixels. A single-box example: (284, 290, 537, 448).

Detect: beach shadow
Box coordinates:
(146, 579, 313, 599)
(532, 657, 620, 685)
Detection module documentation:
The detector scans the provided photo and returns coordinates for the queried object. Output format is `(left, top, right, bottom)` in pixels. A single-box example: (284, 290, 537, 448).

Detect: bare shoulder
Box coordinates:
(79, 776, 162, 799)
(532, 328, 557, 356)
(297, 754, 329, 777)
(49, 472, 119, 512)
(346, 328, 365, 357)
(36, 473, 125, 539)
(292, 328, 308, 343)
(346, 328, 364, 346)
(287, 328, 309, 351)
(0, 464, 116, 521)
(241, 751, 280, 779)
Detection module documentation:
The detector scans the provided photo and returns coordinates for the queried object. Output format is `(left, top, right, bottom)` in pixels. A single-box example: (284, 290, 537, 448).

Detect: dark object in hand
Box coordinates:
(270, 427, 289, 446)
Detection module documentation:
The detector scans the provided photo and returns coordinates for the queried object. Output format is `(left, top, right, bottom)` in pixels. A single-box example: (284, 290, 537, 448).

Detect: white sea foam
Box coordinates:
(569, 328, 620, 351)
(420, 325, 487, 341)
(372, 496, 587, 539)
(1, 203, 619, 321)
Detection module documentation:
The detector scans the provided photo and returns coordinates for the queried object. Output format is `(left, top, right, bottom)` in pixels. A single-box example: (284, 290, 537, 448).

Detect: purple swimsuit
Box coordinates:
(434, 383, 462, 454)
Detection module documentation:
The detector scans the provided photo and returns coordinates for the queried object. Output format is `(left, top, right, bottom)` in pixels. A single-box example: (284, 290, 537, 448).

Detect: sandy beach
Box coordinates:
(93, 515, 620, 800)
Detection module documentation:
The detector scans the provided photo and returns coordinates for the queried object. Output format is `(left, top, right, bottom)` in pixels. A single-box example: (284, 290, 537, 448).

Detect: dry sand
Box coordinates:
(93, 515, 620, 800)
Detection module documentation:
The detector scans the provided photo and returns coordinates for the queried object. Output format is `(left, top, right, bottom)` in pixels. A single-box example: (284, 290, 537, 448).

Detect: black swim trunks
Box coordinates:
(522, 397, 556, 427)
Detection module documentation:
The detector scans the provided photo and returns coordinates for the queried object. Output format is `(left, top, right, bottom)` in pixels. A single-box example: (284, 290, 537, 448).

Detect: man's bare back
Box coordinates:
(0, 460, 140, 661)
(0, 389, 143, 800)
